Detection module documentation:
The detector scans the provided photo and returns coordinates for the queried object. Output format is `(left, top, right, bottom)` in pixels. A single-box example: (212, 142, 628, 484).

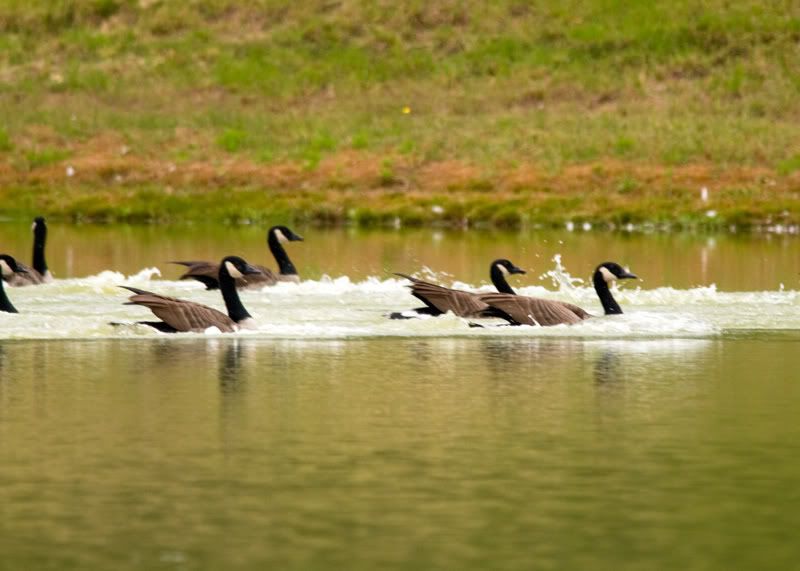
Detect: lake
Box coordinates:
(1, 222, 799, 570)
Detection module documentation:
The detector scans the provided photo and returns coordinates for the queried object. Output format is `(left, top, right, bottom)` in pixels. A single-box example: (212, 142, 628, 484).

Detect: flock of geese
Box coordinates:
(1, 217, 638, 333)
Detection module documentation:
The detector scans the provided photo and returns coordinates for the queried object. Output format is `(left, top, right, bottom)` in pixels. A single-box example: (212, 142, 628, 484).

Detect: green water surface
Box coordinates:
(1, 223, 799, 570)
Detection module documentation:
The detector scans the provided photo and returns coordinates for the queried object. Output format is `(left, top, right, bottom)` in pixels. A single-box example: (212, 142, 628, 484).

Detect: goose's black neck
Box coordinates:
(32, 224, 48, 275)
(267, 231, 297, 276)
(593, 270, 623, 315)
(219, 264, 253, 323)
(490, 265, 516, 294)
(0, 278, 18, 313)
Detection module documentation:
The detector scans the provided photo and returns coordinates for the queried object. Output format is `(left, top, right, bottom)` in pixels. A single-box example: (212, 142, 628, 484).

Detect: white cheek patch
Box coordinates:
(225, 261, 243, 279)
(496, 263, 510, 276)
(274, 229, 288, 244)
(31, 222, 36, 232)
(0, 260, 11, 276)
(599, 266, 616, 283)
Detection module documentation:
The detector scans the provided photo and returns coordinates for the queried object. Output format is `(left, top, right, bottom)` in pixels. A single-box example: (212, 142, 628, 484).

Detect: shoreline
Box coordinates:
(1, 154, 798, 231)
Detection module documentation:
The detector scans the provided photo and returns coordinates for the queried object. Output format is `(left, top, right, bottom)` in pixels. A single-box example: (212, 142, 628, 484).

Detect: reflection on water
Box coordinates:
(593, 350, 619, 385)
(218, 340, 246, 390)
(2, 337, 800, 570)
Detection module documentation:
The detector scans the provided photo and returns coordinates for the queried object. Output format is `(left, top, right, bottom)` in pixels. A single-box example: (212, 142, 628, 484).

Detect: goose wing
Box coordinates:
(2, 261, 44, 286)
(478, 293, 588, 326)
(396, 274, 491, 318)
(236, 264, 279, 289)
(172, 261, 279, 289)
(171, 261, 221, 289)
(121, 286, 236, 332)
(554, 301, 592, 320)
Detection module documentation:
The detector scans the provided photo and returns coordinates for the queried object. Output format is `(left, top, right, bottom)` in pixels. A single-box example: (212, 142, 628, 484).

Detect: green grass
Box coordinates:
(24, 148, 71, 169)
(778, 154, 800, 175)
(0, 126, 13, 151)
(216, 129, 249, 153)
(0, 0, 798, 226)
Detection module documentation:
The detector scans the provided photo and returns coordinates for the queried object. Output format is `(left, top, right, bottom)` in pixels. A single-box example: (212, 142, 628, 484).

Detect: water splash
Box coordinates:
(540, 254, 585, 292)
(1, 260, 798, 340)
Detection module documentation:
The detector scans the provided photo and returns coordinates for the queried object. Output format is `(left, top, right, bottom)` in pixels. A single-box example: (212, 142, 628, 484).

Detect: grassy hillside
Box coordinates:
(0, 0, 799, 227)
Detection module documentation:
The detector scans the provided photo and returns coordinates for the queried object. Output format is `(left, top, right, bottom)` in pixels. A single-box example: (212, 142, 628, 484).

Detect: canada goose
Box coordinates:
(3, 217, 53, 287)
(172, 225, 304, 290)
(390, 259, 526, 319)
(121, 256, 261, 333)
(0, 255, 27, 313)
(479, 261, 637, 326)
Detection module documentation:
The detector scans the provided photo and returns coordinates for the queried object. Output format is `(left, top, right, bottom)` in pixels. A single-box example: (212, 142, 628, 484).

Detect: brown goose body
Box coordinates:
(479, 262, 638, 326)
(172, 225, 303, 290)
(122, 286, 240, 333)
(121, 256, 261, 333)
(391, 259, 527, 319)
(395, 273, 497, 318)
(477, 293, 590, 326)
(4, 262, 49, 287)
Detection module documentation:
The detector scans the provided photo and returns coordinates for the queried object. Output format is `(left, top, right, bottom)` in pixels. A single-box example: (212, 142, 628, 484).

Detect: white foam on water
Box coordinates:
(1, 261, 798, 340)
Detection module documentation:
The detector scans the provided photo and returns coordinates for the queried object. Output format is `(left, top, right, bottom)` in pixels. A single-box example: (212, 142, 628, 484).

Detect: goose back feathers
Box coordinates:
(173, 226, 303, 290)
(122, 256, 260, 333)
(122, 287, 238, 332)
(395, 274, 498, 318)
(477, 293, 590, 326)
(391, 259, 526, 319)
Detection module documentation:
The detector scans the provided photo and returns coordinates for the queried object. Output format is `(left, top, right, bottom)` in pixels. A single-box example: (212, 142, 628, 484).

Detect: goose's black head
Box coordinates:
(220, 256, 262, 279)
(491, 259, 526, 276)
(489, 258, 526, 294)
(269, 226, 304, 243)
(32, 217, 47, 237)
(595, 262, 638, 283)
(0, 254, 23, 276)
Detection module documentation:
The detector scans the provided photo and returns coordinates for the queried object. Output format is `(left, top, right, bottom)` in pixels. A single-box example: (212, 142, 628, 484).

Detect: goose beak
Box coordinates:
(510, 267, 526, 275)
(242, 263, 263, 275)
(620, 272, 638, 280)
(290, 233, 304, 242)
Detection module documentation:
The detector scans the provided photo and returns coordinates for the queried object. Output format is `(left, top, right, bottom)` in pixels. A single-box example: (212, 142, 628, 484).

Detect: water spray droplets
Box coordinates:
(539, 254, 585, 292)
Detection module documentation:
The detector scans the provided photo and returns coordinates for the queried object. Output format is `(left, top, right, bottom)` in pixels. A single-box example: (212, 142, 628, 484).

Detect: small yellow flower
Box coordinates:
(402, 106, 411, 114)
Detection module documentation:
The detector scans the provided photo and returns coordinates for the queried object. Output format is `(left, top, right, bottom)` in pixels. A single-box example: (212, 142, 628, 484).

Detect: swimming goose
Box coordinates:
(0, 255, 27, 313)
(479, 262, 637, 326)
(121, 256, 261, 333)
(172, 225, 304, 290)
(3, 217, 53, 286)
(390, 259, 526, 319)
